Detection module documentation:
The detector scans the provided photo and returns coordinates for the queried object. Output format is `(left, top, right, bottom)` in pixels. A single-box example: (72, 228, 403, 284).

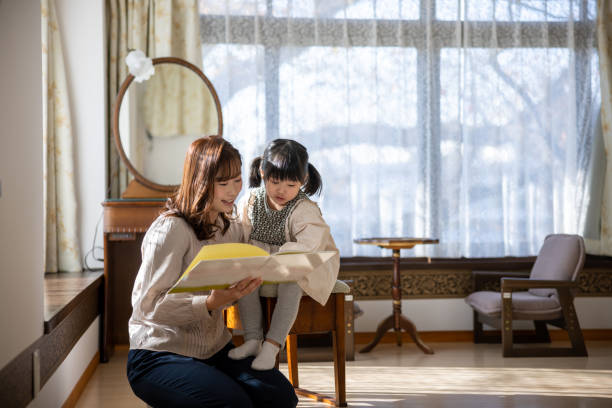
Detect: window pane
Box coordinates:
(276, 46, 418, 255)
(436, 0, 593, 22)
(200, 0, 418, 19)
(342, 0, 419, 20)
(199, 1, 600, 258)
(202, 44, 267, 157)
(440, 47, 599, 255)
(199, 0, 266, 16)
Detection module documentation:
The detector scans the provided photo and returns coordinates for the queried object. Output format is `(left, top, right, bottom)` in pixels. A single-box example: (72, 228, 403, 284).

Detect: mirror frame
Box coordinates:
(112, 56, 223, 193)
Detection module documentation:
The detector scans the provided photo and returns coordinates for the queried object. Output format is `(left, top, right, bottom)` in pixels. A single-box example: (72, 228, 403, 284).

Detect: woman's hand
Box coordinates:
(205, 277, 262, 311)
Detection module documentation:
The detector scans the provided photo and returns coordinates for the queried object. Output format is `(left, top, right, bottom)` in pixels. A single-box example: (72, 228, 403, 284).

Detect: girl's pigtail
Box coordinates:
(303, 163, 322, 196)
(249, 156, 263, 188)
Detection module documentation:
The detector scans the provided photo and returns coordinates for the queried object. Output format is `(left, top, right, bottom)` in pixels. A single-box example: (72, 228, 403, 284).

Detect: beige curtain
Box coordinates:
(595, 0, 612, 256)
(41, 0, 82, 273)
(106, 0, 203, 197)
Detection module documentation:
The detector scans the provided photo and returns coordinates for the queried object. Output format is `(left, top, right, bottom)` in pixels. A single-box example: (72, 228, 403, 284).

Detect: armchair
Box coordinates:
(465, 234, 588, 357)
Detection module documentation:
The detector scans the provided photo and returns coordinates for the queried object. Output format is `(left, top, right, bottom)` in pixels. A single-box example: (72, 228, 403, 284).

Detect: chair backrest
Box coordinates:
(529, 234, 585, 297)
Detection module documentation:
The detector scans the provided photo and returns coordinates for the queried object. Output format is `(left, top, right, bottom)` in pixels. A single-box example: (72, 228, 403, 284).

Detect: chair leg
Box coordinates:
(500, 289, 588, 358)
(558, 289, 588, 356)
(533, 321, 551, 343)
(501, 292, 514, 357)
(473, 310, 485, 343)
(286, 334, 299, 388)
(265, 292, 349, 406)
(333, 294, 347, 407)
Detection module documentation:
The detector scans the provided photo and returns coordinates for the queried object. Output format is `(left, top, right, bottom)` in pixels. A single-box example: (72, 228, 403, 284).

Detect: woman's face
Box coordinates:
(210, 174, 243, 216)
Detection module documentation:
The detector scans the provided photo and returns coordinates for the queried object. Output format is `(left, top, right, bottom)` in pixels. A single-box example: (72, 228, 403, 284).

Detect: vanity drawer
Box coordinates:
(103, 200, 165, 233)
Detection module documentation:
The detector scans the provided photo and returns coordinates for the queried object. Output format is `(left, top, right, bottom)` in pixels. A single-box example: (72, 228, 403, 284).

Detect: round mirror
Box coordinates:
(113, 57, 223, 193)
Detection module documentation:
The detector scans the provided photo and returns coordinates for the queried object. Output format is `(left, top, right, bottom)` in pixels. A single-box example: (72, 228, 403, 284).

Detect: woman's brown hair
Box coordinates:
(165, 136, 242, 240)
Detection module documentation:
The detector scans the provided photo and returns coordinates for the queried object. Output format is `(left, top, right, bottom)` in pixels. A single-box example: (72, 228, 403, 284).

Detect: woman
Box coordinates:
(126, 136, 298, 408)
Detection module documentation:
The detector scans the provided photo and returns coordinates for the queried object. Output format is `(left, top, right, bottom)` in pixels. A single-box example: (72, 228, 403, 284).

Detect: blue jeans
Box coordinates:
(127, 342, 298, 408)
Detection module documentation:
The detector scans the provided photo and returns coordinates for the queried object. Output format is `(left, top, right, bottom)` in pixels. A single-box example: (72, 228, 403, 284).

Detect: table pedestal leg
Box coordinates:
(359, 314, 394, 353)
(359, 249, 434, 355)
(358, 314, 434, 354)
(399, 314, 434, 354)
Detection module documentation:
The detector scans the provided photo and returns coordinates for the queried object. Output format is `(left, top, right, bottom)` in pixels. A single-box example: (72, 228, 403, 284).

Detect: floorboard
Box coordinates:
(75, 341, 612, 407)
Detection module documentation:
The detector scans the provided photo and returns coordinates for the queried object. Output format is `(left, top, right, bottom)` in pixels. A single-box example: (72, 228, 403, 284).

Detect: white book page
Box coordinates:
(170, 251, 337, 292)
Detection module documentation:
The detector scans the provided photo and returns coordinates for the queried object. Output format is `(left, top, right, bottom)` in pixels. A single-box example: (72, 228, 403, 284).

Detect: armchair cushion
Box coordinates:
(465, 290, 562, 320)
(529, 234, 584, 297)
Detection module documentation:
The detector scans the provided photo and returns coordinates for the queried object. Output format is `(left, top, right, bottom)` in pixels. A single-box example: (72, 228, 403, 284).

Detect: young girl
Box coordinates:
(228, 139, 340, 370)
(127, 136, 297, 408)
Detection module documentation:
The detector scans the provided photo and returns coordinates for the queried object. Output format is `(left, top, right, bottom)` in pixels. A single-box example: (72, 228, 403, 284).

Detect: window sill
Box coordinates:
(44, 271, 103, 333)
(340, 254, 612, 271)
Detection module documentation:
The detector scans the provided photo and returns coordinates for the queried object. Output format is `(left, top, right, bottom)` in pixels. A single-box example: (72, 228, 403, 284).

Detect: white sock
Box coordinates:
(251, 341, 280, 371)
(228, 339, 262, 360)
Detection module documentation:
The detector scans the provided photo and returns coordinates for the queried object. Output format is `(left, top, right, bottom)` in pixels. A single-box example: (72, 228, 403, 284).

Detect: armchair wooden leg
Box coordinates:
(473, 310, 484, 343)
(558, 289, 588, 357)
(502, 292, 514, 357)
(499, 288, 587, 358)
(533, 321, 551, 343)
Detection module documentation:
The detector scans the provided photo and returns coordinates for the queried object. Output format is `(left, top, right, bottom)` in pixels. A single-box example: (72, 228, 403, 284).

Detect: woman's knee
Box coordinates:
(130, 376, 254, 408)
(276, 382, 299, 408)
(252, 374, 298, 408)
(127, 352, 255, 408)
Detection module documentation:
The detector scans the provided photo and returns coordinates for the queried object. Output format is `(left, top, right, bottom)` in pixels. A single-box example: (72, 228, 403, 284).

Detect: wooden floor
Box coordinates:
(76, 341, 612, 407)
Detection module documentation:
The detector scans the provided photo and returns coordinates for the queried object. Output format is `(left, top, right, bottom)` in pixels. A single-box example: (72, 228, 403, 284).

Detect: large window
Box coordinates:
(199, 0, 600, 258)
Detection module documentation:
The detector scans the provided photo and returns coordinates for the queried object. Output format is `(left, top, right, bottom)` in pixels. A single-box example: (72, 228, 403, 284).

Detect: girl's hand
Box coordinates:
(205, 277, 262, 311)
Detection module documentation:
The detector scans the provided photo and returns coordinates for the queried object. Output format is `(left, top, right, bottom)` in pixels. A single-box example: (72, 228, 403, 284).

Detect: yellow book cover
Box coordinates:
(169, 242, 336, 293)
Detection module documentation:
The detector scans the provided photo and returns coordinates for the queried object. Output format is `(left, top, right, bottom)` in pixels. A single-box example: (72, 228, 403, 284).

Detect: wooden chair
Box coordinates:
(226, 280, 350, 407)
(465, 234, 588, 357)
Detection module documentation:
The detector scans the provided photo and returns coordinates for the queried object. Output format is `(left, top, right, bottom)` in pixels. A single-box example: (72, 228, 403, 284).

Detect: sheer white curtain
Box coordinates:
(200, 0, 600, 258)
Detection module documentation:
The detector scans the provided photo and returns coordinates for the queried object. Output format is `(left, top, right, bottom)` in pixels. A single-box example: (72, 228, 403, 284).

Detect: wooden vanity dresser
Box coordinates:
(101, 199, 165, 361)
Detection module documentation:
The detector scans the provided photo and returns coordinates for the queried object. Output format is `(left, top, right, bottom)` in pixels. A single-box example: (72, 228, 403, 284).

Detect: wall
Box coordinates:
(0, 0, 44, 369)
(30, 0, 106, 404)
(28, 318, 100, 408)
(354, 297, 612, 333)
(0, 0, 105, 404)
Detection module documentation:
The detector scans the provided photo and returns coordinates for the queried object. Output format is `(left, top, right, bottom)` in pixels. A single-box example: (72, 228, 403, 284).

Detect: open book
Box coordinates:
(169, 242, 336, 293)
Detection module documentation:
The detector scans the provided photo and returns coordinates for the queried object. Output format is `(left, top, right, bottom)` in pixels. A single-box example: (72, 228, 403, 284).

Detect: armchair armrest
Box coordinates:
(501, 278, 577, 291)
(472, 270, 530, 291)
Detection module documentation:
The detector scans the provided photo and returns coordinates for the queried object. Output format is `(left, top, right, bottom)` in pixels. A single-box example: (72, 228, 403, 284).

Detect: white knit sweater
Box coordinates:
(128, 214, 244, 359)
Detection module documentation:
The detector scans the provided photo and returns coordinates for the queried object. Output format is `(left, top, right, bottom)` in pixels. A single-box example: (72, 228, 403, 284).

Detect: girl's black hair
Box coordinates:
(249, 139, 322, 196)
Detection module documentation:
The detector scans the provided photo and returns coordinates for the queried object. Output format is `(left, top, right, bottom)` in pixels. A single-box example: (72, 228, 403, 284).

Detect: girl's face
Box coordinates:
(264, 177, 302, 210)
(210, 174, 243, 218)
